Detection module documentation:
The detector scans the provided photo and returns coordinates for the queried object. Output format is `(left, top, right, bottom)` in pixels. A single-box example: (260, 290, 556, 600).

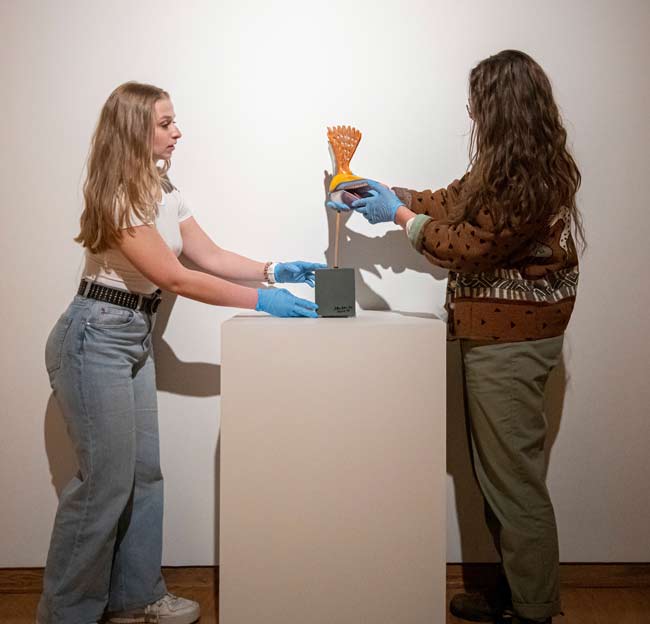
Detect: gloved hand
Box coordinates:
(351, 179, 404, 224)
(274, 261, 327, 287)
(256, 288, 319, 318)
(326, 180, 371, 212)
(326, 197, 350, 211)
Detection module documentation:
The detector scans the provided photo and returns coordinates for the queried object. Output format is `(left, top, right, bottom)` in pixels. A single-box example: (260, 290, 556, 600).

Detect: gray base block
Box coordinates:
(315, 268, 356, 317)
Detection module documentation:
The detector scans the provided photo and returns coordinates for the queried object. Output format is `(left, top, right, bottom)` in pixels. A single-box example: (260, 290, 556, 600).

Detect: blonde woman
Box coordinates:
(38, 82, 323, 624)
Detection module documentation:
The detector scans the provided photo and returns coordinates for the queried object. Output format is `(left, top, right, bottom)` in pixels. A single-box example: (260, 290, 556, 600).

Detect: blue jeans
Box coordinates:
(37, 296, 167, 624)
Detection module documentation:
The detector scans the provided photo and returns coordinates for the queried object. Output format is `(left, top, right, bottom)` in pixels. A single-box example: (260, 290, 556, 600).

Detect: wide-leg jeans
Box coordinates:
(37, 295, 167, 624)
(461, 335, 564, 621)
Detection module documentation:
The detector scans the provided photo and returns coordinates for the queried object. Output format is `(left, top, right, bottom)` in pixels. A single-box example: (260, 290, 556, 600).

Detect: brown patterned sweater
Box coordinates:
(393, 176, 579, 342)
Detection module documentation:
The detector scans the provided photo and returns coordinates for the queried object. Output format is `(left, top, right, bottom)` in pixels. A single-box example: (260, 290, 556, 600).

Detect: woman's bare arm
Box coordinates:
(117, 224, 258, 309)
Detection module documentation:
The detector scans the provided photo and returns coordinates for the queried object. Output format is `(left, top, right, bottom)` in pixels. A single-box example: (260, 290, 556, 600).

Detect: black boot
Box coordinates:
(449, 590, 513, 622)
(450, 567, 512, 622)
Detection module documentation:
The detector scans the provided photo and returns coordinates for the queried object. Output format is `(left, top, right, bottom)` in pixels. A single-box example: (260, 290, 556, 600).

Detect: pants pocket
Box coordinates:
(86, 302, 136, 328)
(45, 316, 74, 380)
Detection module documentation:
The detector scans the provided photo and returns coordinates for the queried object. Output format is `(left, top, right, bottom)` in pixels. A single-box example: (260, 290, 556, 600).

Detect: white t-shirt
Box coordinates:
(82, 188, 192, 294)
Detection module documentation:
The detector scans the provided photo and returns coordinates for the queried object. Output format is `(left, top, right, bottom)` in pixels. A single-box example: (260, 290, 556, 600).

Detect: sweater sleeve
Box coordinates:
(392, 174, 468, 221)
(408, 208, 549, 273)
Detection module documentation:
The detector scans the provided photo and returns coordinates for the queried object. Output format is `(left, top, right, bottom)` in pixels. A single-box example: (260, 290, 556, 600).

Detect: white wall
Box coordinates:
(1, 0, 649, 566)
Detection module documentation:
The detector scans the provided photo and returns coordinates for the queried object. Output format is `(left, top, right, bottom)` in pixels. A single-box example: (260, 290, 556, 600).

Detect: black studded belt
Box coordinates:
(78, 279, 162, 314)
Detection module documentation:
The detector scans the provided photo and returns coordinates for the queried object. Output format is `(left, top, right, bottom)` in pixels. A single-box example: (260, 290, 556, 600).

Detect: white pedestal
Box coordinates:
(220, 311, 447, 624)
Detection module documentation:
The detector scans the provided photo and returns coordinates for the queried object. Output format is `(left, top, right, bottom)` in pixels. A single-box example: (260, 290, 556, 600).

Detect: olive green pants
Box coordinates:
(461, 335, 564, 621)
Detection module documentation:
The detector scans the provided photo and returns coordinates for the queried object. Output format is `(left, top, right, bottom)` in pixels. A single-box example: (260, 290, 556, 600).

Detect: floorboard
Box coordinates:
(1, 565, 648, 623)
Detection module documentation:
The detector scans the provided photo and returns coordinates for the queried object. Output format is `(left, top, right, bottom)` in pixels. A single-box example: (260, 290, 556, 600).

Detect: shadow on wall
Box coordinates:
(445, 339, 497, 564)
(43, 185, 567, 572)
(446, 342, 567, 585)
(44, 394, 77, 497)
(322, 170, 448, 308)
(43, 280, 223, 499)
(321, 170, 568, 571)
(151, 286, 221, 398)
(214, 432, 221, 566)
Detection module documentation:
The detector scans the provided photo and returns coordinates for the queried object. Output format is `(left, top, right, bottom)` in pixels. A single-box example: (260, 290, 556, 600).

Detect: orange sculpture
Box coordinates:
(327, 125, 365, 192)
(327, 125, 369, 268)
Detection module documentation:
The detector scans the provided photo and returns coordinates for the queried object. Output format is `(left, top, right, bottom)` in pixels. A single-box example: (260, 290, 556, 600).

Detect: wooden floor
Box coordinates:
(1, 565, 649, 623)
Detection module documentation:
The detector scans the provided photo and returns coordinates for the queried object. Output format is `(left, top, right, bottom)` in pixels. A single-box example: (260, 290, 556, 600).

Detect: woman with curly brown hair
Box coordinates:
(328, 50, 582, 624)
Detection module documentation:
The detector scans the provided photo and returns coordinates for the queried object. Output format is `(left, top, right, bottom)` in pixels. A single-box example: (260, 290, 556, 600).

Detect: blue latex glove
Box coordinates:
(256, 288, 319, 318)
(351, 179, 403, 224)
(326, 198, 350, 211)
(326, 180, 371, 212)
(274, 261, 327, 287)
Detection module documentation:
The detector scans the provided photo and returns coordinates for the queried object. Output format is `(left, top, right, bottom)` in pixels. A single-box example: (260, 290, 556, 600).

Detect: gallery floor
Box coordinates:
(1, 564, 648, 623)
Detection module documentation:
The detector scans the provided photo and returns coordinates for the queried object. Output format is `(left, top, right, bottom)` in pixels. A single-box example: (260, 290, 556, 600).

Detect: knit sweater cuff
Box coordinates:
(408, 214, 433, 251)
(391, 187, 413, 209)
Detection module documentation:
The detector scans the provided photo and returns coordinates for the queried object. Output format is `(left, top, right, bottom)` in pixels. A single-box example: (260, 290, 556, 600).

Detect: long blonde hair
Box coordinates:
(75, 81, 170, 254)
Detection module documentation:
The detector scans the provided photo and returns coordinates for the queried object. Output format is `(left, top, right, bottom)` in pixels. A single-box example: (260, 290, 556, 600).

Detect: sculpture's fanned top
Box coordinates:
(327, 125, 364, 192)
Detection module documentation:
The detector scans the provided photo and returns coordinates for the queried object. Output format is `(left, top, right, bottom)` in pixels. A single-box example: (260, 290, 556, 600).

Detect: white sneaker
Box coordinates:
(106, 593, 200, 624)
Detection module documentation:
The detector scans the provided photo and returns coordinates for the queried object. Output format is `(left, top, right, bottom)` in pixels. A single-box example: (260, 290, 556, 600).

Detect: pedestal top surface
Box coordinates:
(224, 309, 444, 329)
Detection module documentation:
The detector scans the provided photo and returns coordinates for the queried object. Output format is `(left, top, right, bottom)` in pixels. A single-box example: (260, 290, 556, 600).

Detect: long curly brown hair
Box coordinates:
(457, 50, 584, 250)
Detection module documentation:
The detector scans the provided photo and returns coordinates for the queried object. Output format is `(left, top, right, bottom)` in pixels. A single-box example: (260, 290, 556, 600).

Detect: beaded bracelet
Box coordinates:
(263, 261, 276, 284)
